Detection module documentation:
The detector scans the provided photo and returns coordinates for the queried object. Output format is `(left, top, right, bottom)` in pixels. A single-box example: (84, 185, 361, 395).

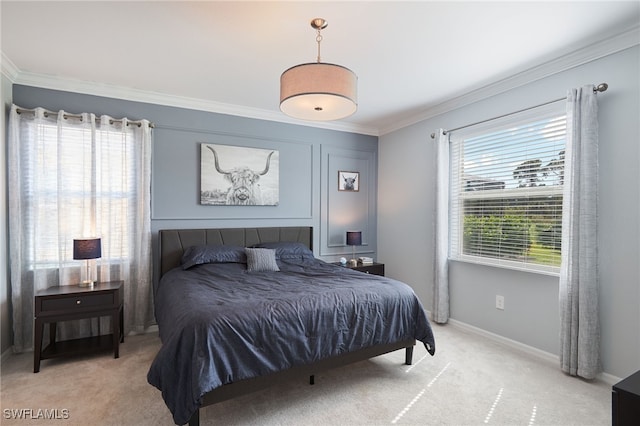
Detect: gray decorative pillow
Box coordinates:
(245, 248, 280, 272)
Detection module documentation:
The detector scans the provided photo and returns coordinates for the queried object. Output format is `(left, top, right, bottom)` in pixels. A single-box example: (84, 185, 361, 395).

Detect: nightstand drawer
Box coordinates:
(41, 293, 115, 312)
(332, 262, 386, 277)
(355, 263, 385, 276)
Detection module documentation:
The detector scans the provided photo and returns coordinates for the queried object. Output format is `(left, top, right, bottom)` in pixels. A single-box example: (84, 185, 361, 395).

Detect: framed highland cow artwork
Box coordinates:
(200, 143, 279, 206)
(338, 171, 359, 192)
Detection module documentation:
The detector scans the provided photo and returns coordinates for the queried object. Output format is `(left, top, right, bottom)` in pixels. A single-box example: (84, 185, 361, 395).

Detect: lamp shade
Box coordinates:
(280, 62, 357, 121)
(73, 238, 102, 260)
(346, 231, 362, 246)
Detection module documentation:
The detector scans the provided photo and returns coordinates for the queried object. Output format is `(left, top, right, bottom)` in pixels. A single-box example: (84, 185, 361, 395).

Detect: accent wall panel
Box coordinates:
(153, 127, 313, 220)
(320, 146, 377, 258)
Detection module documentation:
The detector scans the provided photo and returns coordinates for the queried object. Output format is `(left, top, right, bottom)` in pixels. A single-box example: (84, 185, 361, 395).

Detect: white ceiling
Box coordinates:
(2, 1, 639, 135)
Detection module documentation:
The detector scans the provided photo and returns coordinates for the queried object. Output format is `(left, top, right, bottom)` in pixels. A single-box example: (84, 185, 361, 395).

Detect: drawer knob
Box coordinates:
(76, 300, 81, 305)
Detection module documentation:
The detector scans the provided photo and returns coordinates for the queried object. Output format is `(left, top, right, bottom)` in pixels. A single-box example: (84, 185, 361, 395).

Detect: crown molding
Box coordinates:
(379, 24, 640, 135)
(5, 60, 378, 136)
(4, 23, 637, 138)
(1, 52, 19, 82)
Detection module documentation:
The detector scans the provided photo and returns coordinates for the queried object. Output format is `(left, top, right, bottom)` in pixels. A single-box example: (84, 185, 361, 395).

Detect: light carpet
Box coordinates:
(0, 324, 611, 425)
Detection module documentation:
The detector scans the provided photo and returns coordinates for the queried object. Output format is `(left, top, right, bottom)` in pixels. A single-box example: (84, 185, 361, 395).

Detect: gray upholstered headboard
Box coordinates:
(158, 227, 313, 278)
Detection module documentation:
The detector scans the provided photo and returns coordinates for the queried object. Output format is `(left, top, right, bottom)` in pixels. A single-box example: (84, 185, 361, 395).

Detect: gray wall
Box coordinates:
(6, 85, 378, 345)
(1, 73, 11, 354)
(378, 46, 640, 379)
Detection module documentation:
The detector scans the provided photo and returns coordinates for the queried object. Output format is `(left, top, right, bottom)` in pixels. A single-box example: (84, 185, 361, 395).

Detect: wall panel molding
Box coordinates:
(320, 146, 377, 259)
(152, 126, 314, 221)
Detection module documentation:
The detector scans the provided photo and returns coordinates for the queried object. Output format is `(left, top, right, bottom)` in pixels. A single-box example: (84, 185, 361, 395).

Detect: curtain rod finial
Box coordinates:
(595, 83, 608, 93)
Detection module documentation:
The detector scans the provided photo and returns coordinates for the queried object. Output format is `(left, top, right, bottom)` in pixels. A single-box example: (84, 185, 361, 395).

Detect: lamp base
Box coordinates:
(348, 258, 358, 267)
(78, 280, 95, 288)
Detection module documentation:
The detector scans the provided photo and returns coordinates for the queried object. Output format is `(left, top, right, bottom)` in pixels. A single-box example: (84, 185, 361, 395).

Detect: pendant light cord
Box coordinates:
(316, 29, 323, 63)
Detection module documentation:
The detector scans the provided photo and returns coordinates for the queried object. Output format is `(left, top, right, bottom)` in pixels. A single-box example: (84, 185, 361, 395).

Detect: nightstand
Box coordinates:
(334, 262, 385, 276)
(34, 281, 124, 373)
(612, 369, 640, 425)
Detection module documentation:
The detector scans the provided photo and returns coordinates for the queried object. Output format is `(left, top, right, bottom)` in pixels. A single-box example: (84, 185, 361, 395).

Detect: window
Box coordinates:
(9, 106, 153, 351)
(449, 105, 566, 274)
(23, 119, 136, 269)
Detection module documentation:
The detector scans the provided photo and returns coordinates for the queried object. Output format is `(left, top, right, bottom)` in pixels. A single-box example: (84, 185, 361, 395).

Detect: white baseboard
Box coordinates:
(444, 317, 621, 386)
(1, 347, 13, 363)
(447, 318, 560, 364)
(127, 324, 159, 335)
(2, 317, 622, 386)
(598, 371, 623, 386)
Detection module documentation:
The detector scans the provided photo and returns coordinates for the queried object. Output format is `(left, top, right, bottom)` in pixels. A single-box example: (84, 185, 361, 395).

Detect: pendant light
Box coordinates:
(280, 18, 357, 121)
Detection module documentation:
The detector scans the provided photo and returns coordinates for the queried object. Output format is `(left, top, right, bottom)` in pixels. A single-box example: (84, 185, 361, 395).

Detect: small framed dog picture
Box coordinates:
(338, 171, 359, 192)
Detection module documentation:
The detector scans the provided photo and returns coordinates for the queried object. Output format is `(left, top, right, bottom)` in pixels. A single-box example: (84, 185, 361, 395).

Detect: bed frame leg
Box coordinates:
(188, 409, 200, 426)
(405, 346, 414, 365)
(309, 374, 315, 385)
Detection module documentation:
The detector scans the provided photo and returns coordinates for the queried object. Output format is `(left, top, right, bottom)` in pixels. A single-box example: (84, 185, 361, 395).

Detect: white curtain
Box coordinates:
(559, 86, 600, 379)
(433, 129, 450, 323)
(8, 106, 153, 352)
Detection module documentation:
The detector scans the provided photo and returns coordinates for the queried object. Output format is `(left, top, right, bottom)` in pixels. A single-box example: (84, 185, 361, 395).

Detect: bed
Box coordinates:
(147, 227, 435, 425)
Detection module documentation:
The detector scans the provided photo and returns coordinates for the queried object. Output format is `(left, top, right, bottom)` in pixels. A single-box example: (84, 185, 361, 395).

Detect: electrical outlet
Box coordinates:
(496, 295, 505, 310)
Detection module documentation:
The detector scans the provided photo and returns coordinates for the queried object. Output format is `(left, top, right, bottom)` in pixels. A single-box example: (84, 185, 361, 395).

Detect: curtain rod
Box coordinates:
(430, 83, 608, 139)
(15, 107, 155, 128)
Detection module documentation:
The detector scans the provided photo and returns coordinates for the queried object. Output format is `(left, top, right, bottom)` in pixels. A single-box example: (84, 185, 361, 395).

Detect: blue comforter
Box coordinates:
(147, 258, 435, 425)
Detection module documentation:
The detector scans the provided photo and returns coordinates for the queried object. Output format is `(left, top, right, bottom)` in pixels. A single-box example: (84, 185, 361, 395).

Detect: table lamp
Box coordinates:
(73, 238, 101, 287)
(346, 231, 362, 267)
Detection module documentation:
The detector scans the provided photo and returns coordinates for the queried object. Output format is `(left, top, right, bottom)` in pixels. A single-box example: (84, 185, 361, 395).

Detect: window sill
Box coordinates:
(449, 256, 560, 277)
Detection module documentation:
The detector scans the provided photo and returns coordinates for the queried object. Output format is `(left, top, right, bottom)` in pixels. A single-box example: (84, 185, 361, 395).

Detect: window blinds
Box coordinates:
(450, 112, 566, 273)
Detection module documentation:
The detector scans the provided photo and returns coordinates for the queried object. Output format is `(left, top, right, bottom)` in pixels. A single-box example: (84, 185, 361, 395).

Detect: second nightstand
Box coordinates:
(334, 262, 385, 276)
(34, 281, 124, 373)
(351, 262, 385, 276)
